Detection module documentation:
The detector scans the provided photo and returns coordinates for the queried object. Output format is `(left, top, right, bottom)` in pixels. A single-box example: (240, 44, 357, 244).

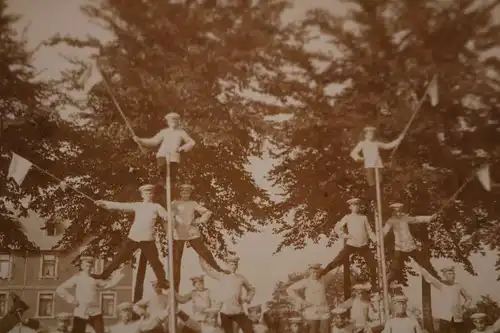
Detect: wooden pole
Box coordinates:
(343, 257, 351, 302)
(421, 228, 434, 333)
(166, 162, 176, 333)
(374, 167, 390, 320)
(373, 205, 383, 323)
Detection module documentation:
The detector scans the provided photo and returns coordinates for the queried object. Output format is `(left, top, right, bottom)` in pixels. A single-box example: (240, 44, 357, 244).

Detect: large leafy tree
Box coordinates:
(40, 0, 296, 258)
(267, 0, 500, 277)
(0, 0, 74, 252)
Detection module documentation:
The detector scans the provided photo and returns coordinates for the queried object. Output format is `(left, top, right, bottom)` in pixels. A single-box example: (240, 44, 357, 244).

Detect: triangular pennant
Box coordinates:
(477, 164, 491, 191)
(7, 153, 33, 186)
(426, 75, 439, 106)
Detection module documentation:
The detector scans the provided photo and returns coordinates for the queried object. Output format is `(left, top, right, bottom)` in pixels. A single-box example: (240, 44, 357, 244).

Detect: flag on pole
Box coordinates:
(426, 76, 439, 106)
(7, 153, 33, 186)
(477, 164, 491, 191)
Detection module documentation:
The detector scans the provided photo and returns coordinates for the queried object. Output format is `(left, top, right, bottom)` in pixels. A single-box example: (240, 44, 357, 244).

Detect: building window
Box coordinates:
(101, 292, 116, 318)
(40, 254, 58, 278)
(0, 254, 13, 279)
(37, 293, 55, 318)
(0, 292, 8, 316)
(45, 221, 57, 236)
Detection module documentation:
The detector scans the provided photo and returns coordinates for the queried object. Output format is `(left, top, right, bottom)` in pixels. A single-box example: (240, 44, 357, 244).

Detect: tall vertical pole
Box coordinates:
(166, 162, 177, 333)
(373, 206, 383, 323)
(374, 167, 390, 320)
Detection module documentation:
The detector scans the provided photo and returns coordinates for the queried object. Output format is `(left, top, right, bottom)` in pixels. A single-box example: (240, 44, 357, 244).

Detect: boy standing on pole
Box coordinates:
(133, 112, 195, 195)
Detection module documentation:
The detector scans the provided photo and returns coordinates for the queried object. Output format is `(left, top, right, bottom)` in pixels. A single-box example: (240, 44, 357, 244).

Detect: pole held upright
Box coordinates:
(166, 161, 177, 333)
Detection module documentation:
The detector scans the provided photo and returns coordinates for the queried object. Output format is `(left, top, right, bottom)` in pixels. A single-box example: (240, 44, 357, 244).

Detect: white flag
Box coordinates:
(426, 76, 439, 106)
(7, 153, 33, 186)
(477, 164, 491, 191)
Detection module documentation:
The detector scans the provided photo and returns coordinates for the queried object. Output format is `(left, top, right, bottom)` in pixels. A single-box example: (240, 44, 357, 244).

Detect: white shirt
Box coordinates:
(141, 127, 195, 162)
(350, 298, 370, 327)
(56, 271, 124, 319)
(201, 324, 225, 333)
(104, 201, 168, 241)
(382, 317, 422, 333)
(172, 200, 210, 240)
(335, 214, 375, 247)
(434, 283, 467, 322)
(253, 323, 268, 333)
(135, 292, 171, 320)
(384, 215, 432, 252)
(287, 277, 330, 320)
(108, 321, 141, 333)
(219, 274, 254, 315)
(351, 140, 383, 168)
(190, 289, 213, 321)
(331, 325, 356, 333)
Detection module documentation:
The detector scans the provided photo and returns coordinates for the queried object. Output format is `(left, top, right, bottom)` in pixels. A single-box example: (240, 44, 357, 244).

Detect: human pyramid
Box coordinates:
(8, 106, 498, 333)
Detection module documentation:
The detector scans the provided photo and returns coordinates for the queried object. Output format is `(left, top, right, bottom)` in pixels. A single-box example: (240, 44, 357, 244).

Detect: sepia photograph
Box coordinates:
(1, 0, 500, 332)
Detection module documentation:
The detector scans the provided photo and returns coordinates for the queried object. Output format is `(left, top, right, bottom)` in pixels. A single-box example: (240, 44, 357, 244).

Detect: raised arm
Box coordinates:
(334, 216, 349, 239)
(410, 215, 435, 224)
(133, 299, 148, 316)
(321, 266, 342, 285)
(364, 217, 377, 243)
(97, 268, 125, 289)
(179, 130, 196, 151)
(95, 200, 136, 212)
(56, 276, 77, 305)
(135, 130, 164, 148)
(286, 279, 307, 303)
(242, 276, 256, 303)
(411, 258, 442, 291)
(156, 204, 169, 221)
(378, 135, 403, 150)
(194, 203, 212, 224)
(350, 142, 363, 162)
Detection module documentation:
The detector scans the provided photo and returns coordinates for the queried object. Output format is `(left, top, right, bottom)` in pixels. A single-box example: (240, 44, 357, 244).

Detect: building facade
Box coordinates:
(0, 215, 133, 329)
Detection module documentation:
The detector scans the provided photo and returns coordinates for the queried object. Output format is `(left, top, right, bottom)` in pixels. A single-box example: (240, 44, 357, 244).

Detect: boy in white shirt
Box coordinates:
(339, 283, 372, 331)
(288, 317, 304, 333)
(319, 198, 377, 288)
(330, 307, 355, 333)
(203, 256, 255, 333)
(382, 296, 422, 333)
(109, 302, 141, 333)
(382, 202, 440, 284)
(248, 304, 268, 333)
(469, 312, 500, 333)
(412, 263, 471, 333)
(180, 275, 215, 323)
(133, 112, 195, 193)
(200, 308, 225, 333)
(287, 264, 341, 333)
(171, 184, 225, 291)
(56, 256, 124, 333)
(350, 126, 402, 186)
(94, 184, 169, 288)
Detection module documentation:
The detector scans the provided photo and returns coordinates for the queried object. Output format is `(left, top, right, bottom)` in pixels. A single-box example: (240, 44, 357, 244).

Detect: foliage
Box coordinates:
(464, 295, 500, 330)
(37, 0, 299, 259)
(0, 0, 73, 252)
(267, 0, 500, 277)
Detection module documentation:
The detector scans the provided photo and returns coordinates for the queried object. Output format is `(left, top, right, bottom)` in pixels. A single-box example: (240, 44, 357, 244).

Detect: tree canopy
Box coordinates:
(35, 0, 299, 259)
(0, 0, 74, 252)
(267, 0, 500, 277)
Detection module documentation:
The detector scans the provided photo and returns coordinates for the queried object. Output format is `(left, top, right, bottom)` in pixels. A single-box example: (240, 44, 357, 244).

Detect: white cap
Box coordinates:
(139, 184, 155, 192)
(331, 307, 348, 315)
(347, 198, 361, 205)
(471, 313, 487, 320)
(389, 202, 404, 209)
(364, 126, 376, 132)
(165, 112, 180, 119)
(226, 255, 240, 263)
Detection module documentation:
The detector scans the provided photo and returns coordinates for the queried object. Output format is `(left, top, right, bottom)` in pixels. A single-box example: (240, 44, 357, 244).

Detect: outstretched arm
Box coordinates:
(176, 291, 193, 304)
(350, 142, 364, 162)
(179, 130, 196, 152)
(378, 135, 403, 150)
(286, 279, 307, 305)
(460, 286, 472, 308)
(134, 130, 164, 148)
(410, 258, 442, 291)
(97, 268, 125, 289)
(56, 276, 77, 305)
(410, 215, 436, 224)
(95, 200, 136, 212)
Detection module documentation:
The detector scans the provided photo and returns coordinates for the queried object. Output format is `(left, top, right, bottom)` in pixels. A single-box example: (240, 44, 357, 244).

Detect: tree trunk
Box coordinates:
(421, 228, 434, 333)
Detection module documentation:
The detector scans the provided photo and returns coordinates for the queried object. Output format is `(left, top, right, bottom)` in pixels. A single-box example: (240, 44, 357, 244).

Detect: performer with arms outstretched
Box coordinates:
(203, 256, 256, 333)
(93, 184, 169, 288)
(382, 202, 440, 284)
(319, 198, 378, 288)
(412, 263, 471, 333)
(287, 264, 340, 333)
(350, 126, 402, 186)
(56, 256, 124, 333)
(171, 184, 225, 291)
(133, 112, 195, 194)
